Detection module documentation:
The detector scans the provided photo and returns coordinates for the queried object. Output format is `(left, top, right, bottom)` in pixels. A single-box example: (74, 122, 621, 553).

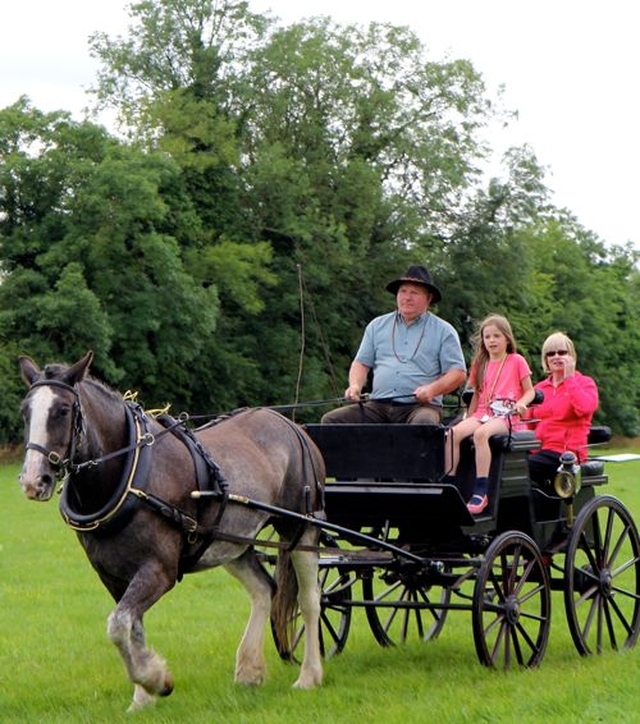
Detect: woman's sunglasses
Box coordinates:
(545, 349, 569, 357)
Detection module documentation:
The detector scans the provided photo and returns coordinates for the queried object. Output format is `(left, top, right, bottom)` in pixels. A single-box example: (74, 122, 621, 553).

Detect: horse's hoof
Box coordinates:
(235, 668, 266, 686)
(128, 685, 157, 712)
(293, 671, 323, 689)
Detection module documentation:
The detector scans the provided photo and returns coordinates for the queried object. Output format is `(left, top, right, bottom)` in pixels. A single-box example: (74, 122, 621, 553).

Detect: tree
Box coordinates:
(521, 217, 639, 434)
(89, 3, 497, 411)
(0, 99, 220, 406)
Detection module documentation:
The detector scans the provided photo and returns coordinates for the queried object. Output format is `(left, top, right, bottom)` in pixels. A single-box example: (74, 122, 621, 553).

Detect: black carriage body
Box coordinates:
(294, 421, 640, 669)
(305, 424, 471, 542)
(304, 423, 609, 553)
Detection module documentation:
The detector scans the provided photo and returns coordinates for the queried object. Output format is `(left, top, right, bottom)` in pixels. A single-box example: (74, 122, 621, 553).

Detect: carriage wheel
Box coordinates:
(472, 531, 551, 669)
(564, 495, 640, 656)
(361, 564, 450, 646)
(272, 531, 354, 661)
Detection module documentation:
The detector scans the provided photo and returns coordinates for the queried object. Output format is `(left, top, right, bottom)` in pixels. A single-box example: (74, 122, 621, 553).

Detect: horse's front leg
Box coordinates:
(224, 549, 273, 686)
(106, 562, 176, 711)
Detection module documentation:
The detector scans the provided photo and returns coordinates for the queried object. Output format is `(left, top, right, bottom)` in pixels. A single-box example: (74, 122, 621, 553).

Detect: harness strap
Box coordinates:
(129, 488, 207, 536)
(211, 529, 323, 553)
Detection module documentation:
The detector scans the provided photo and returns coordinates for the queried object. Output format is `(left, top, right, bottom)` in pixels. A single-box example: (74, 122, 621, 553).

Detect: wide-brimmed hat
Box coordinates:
(386, 265, 442, 303)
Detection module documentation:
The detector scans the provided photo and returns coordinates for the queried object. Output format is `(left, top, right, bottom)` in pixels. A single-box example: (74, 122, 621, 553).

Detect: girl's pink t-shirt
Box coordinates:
(470, 353, 531, 423)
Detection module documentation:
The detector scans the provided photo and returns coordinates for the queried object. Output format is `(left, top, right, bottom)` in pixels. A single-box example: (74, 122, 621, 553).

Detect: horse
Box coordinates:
(18, 350, 326, 711)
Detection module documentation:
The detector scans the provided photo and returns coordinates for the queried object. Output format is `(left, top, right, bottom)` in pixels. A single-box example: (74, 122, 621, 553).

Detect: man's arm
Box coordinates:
(414, 368, 466, 405)
(344, 360, 371, 401)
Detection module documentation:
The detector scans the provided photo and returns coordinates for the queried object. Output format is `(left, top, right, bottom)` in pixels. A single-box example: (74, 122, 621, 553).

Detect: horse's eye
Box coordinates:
(56, 406, 72, 418)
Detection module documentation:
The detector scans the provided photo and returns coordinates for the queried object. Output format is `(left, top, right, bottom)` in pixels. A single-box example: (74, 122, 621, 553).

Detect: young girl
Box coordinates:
(445, 314, 535, 515)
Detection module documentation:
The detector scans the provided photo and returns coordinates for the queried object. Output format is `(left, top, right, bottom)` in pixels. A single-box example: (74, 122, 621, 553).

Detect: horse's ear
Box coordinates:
(19, 356, 42, 387)
(63, 350, 94, 386)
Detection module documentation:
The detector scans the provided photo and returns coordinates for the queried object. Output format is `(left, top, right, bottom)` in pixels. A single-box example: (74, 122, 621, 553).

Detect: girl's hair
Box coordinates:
(471, 314, 517, 390)
(540, 331, 577, 372)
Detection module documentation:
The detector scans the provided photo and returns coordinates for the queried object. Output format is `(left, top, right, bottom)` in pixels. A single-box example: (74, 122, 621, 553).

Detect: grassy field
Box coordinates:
(2, 451, 640, 723)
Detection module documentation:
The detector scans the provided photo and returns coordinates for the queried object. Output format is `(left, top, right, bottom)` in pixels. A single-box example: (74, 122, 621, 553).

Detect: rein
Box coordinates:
(70, 411, 189, 473)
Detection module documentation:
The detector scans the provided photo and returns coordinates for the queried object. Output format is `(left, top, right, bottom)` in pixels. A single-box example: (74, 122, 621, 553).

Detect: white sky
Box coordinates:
(2, 0, 638, 251)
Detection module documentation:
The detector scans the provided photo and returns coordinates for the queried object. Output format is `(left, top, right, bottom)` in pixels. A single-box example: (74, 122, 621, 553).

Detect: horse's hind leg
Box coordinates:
(224, 549, 273, 686)
(290, 535, 323, 689)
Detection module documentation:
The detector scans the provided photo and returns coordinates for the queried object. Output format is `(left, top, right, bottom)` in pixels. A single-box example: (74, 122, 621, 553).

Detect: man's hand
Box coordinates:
(344, 385, 362, 401)
(414, 384, 434, 404)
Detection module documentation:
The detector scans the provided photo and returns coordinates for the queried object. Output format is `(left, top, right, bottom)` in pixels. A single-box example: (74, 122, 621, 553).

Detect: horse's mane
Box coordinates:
(42, 363, 70, 379)
(42, 362, 121, 403)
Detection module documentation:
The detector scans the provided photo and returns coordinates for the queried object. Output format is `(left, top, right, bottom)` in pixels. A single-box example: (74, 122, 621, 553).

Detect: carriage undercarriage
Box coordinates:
(261, 423, 640, 669)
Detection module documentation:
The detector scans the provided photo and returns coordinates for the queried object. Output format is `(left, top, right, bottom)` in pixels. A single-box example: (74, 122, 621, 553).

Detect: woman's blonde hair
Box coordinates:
(540, 331, 577, 372)
(471, 314, 517, 390)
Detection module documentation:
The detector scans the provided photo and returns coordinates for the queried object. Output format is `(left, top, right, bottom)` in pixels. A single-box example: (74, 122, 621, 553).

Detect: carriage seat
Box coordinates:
(587, 426, 611, 446)
(489, 425, 611, 471)
(579, 426, 611, 479)
(488, 429, 540, 453)
(581, 459, 605, 477)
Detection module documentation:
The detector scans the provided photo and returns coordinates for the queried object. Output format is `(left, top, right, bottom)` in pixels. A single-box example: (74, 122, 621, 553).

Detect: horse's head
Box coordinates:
(18, 351, 94, 501)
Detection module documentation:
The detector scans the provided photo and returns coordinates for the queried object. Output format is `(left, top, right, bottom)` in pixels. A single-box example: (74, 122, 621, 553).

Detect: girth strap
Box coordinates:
(155, 413, 230, 576)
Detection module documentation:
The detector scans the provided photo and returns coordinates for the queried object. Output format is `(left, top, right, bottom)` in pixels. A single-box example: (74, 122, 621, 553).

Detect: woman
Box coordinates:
(528, 332, 599, 486)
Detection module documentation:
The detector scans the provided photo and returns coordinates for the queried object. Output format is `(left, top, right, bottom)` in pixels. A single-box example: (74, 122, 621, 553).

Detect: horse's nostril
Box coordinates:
(41, 474, 54, 489)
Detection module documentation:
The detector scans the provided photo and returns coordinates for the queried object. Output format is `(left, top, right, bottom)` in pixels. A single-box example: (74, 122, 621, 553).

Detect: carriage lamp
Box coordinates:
(553, 451, 582, 499)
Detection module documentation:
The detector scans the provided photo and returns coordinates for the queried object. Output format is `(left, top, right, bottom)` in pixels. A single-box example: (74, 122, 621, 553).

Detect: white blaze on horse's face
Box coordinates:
(20, 386, 60, 501)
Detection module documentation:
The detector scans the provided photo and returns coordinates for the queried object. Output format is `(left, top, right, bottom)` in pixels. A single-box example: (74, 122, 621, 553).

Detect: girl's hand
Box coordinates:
(514, 400, 528, 415)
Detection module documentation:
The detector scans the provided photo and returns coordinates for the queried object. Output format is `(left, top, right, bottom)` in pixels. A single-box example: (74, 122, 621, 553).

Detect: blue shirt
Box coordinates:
(354, 311, 466, 406)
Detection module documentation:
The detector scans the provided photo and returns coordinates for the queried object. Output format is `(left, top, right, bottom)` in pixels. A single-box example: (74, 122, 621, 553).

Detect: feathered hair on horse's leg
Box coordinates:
(272, 550, 298, 659)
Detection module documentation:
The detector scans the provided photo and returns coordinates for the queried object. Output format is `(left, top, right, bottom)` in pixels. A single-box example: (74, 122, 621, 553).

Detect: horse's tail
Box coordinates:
(272, 550, 299, 658)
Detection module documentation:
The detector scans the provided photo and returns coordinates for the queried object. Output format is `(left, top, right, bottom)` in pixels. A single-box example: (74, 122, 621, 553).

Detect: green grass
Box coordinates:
(2, 452, 640, 723)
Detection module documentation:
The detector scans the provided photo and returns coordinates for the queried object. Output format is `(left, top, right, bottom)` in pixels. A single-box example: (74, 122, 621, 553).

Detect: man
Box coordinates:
(322, 265, 467, 424)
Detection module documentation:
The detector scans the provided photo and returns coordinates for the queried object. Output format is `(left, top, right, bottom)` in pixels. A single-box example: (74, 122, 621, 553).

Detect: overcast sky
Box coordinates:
(2, 0, 638, 251)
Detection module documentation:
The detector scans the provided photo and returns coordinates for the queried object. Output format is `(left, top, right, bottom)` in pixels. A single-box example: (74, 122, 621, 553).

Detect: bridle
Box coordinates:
(25, 378, 84, 481)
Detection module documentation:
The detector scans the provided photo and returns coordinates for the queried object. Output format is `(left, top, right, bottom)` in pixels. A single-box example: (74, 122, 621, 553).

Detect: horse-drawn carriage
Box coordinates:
(290, 419, 640, 668)
(17, 352, 640, 711)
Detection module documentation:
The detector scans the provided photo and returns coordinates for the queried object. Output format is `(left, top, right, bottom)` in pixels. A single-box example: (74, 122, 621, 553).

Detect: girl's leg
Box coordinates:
(472, 418, 509, 477)
(467, 418, 509, 514)
(445, 417, 480, 475)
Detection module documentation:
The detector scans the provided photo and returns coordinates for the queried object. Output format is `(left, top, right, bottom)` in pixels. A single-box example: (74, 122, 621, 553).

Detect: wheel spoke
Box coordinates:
(363, 568, 451, 646)
(604, 591, 637, 640)
(603, 596, 618, 651)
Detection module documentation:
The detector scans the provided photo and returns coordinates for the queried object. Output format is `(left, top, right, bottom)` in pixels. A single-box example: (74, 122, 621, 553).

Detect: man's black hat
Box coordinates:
(386, 265, 442, 303)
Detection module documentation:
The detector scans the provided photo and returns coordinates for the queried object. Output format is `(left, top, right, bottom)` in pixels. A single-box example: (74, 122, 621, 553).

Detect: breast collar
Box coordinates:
(59, 402, 153, 532)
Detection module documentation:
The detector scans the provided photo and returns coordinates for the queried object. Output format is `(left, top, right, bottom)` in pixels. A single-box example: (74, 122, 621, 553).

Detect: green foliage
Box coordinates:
(0, 100, 222, 412)
(0, 2, 638, 440)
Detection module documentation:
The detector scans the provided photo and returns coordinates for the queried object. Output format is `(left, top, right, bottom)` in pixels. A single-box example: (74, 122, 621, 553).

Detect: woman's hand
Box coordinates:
(560, 354, 576, 379)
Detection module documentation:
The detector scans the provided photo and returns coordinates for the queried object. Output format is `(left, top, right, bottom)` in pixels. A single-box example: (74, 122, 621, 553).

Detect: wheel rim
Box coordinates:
(362, 567, 450, 646)
(472, 531, 551, 669)
(564, 495, 640, 656)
